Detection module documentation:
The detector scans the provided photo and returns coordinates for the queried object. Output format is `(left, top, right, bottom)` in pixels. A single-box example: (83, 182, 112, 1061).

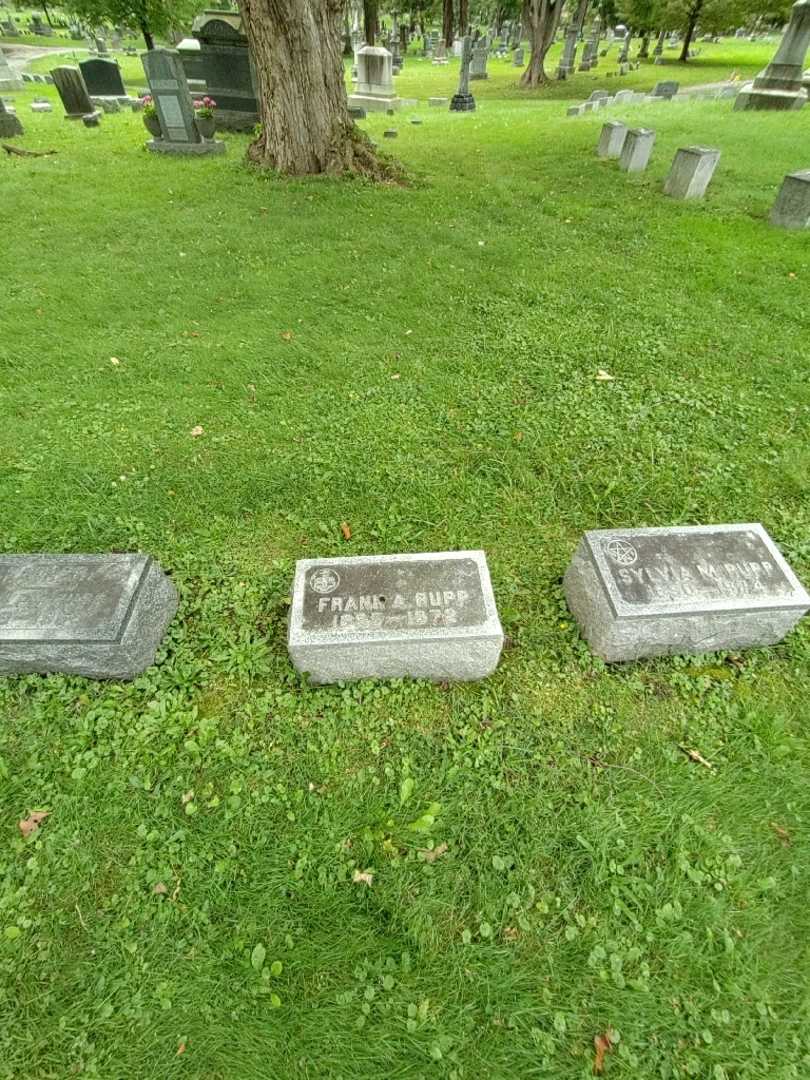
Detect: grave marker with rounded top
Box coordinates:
(664, 146, 720, 198)
(770, 169, 810, 228)
(0, 96, 23, 137)
(618, 127, 655, 172)
(0, 555, 178, 679)
(288, 551, 503, 684)
(564, 524, 809, 662)
(597, 120, 628, 158)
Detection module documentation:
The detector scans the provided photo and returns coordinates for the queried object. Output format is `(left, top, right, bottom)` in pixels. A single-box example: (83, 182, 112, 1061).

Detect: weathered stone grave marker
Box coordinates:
(619, 127, 655, 172)
(664, 146, 720, 199)
(735, 0, 810, 110)
(597, 120, 628, 158)
(0, 96, 23, 137)
(770, 169, 810, 227)
(0, 46, 23, 91)
(142, 47, 225, 155)
(80, 57, 126, 98)
(564, 524, 809, 662)
(450, 35, 476, 111)
(0, 555, 178, 679)
(349, 45, 400, 112)
(288, 551, 503, 683)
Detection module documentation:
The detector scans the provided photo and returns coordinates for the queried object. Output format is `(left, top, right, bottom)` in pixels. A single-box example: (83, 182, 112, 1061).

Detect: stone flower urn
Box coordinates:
(143, 111, 161, 138)
(195, 115, 216, 139)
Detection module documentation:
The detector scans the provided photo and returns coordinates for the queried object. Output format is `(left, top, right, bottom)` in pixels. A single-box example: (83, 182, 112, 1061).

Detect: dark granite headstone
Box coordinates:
(189, 10, 258, 130)
(0, 96, 23, 137)
(79, 57, 126, 97)
(51, 66, 93, 118)
(141, 47, 225, 155)
(0, 554, 177, 679)
(288, 550, 503, 683)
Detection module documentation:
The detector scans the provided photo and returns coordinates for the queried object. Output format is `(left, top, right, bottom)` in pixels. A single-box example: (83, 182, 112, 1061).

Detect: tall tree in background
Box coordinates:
(363, 0, 377, 42)
(458, 0, 469, 34)
(521, 0, 564, 85)
(443, 0, 454, 44)
(238, 0, 391, 177)
(66, 0, 195, 48)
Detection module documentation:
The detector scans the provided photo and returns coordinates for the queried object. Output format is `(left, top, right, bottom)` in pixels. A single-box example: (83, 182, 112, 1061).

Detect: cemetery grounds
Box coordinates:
(1, 37, 810, 1080)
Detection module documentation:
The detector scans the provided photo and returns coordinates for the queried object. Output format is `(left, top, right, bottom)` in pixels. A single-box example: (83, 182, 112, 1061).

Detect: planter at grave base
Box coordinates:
(143, 112, 161, 138)
(195, 115, 216, 139)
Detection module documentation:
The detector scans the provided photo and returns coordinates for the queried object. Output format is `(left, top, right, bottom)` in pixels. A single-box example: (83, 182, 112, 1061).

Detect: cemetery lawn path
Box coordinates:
(1, 56, 810, 1079)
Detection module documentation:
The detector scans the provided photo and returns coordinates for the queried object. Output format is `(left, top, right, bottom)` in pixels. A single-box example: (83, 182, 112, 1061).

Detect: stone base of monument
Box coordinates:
(0, 554, 178, 679)
(564, 524, 809, 663)
(347, 93, 401, 112)
(449, 92, 476, 112)
(288, 551, 503, 684)
(146, 137, 226, 155)
(734, 81, 807, 110)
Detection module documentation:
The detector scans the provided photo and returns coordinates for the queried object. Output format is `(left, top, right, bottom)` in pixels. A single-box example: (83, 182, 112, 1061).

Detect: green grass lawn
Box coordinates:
(1, 65, 810, 1080)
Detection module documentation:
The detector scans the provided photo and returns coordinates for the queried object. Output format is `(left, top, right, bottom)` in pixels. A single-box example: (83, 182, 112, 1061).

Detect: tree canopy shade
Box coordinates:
(65, 0, 197, 48)
(237, 0, 396, 178)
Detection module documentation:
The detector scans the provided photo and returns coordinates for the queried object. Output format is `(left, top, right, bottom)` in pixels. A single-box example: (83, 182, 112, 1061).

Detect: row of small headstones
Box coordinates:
(596, 119, 810, 229)
(10, 95, 144, 116)
(567, 82, 739, 116)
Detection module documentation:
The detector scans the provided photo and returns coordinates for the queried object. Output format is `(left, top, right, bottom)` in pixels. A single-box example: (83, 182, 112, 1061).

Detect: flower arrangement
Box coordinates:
(194, 96, 217, 119)
(142, 94, 156, 118)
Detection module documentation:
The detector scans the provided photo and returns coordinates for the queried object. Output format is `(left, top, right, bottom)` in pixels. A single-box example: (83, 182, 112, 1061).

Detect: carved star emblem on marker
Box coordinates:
(604, 539, 638, 566)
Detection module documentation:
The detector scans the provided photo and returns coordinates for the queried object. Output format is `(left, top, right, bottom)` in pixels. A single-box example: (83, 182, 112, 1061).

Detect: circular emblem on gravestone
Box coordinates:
(604, 538, 638, 566)
(309, 568, 341, 595)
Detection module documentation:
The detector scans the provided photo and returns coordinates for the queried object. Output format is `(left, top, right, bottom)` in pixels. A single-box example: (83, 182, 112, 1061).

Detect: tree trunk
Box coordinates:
(443, 0, 454, 47)
(238, 0, 390, 178)
(458, 0, 469, 36)
(363, 0, 377, 44)
(637, 32, 649, 57)
(139, 19, 155, 50)
(679, 1, 702, 61)
(521, 0, 562, 87)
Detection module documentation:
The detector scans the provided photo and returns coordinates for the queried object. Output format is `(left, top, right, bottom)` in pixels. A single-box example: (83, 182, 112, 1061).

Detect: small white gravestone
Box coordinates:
(618, 127, 655, 172)
(348, 45, 400, 112)
(288, 551, 503, 684)
(770, 169, 810, 228)
(664, 146, 721, 199)
(564, 524, 809, 662)
(597, 120, 628, 157)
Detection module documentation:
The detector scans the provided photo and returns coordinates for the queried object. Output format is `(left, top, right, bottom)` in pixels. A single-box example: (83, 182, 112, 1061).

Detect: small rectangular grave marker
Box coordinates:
(288, 551, 503, 683)
(597, 120, 628, 158)
(0, 554, 177, 679)
(619, 127, 655, 172)
(564, 524, 809, 662)
(664, 146, 720, 199)
(770, 170, 810, 229)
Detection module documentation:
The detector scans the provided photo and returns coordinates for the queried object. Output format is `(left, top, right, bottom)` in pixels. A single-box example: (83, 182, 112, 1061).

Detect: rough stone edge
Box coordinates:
(289, 634, 503, 684)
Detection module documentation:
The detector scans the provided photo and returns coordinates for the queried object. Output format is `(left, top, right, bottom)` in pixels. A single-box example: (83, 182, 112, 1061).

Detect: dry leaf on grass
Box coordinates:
(770, 822, 791, 846)
(280, 330, 294, 341)
(593, 1030, 614, 1075)
(340, 521, 352, 541)
(420, 842, 448, 863)
(190, 425, 204, 438)
(353, 869, 374, 886)
(595, 369, 615, 382)
(153, 882, 168, 895)
(18, 810, 49, 839)
(176, 1042, 187, 1056)
(679, 746, 714, 770)
(110, 357, 120, 365)
(181, 790, 194, 805)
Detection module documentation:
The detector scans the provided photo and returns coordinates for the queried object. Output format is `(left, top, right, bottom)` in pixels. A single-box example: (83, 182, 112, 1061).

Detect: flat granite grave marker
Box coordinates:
(288, 550, 503, 683)
(564, 524, 810, 662)
(0, 554, 178, 679)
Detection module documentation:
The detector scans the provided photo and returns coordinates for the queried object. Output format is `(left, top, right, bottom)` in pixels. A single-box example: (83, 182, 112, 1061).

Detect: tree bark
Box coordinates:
(679, 0, 702, 61)
(458, 0, 469, 36)
(238, 0, 390, 178)
(443, 0, 454, 47)
(139, 18, 155, 50)
(521, 0, 563, 87)
(637, 32, 650, 57)
(363, 0, 377, 44)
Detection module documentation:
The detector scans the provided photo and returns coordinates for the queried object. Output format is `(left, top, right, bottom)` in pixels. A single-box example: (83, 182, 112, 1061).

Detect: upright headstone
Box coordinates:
(651, 79, 680, 98)
(95, 35, 109, 55)
(653, 28, 666, 56)
(80, 57, 126, 97)
(734, 0, 810, 110)
(618, 29, 632, 62)
(288, 551, 504, 683)
(190, 11, 258, 131)
(0, 47, 23, 91)
(470, 42, 489, 79)
(0, 554, 178, 679)
(557, 21, 580, 77)
(512, 46, 524, 66)
(0, 96, 23, 137)
(664, 146, 720, 198)
(619, 127, 655, 171)
(349, 45, 400, 111)
(597, 120, 628, 158)
(770, 169, 810, 228)
(141, 47, 225, 155)
(564, 524, 810, 662)
(51, 66, 94, 119)
(450, 35, 476, 111)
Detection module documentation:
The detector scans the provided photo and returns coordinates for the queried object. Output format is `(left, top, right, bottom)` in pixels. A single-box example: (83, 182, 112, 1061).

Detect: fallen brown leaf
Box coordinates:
(181, 790, 194, 804)
(770, 822, 791, 846)
(595, 369, 615, 382)
(679, 746, 714, 770)
(177, 1042, 187, 1056)
(19, 810, 49, 839)
(153, 882, 168, 895)
(171, 879, 182, 902)
(280, 330, 293, 341)
(340, 521, 352, 541)
(190, 425, 203, 438)
(353, 869, 374, 886)
(593, 1030, 614, 1075)
(420, 842, 448, 864)
(503, 926, 520, 941)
